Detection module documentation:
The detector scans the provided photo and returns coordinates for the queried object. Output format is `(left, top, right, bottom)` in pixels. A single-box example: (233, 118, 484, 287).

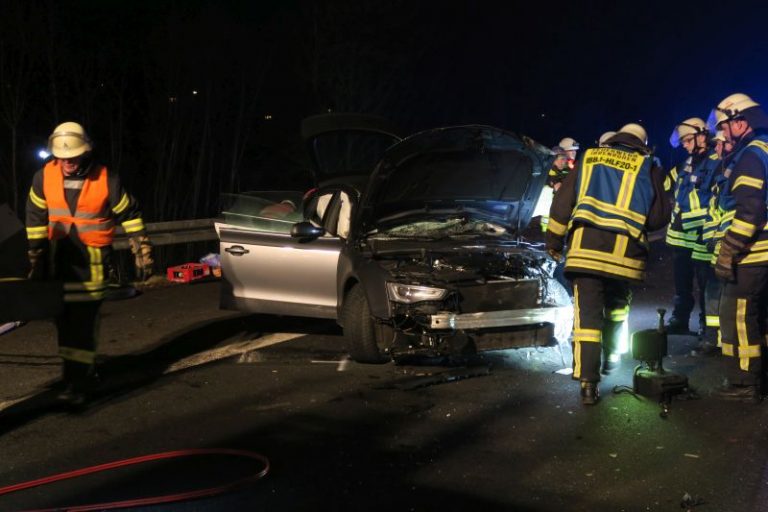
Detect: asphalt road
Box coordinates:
(1, 243, 768, 511)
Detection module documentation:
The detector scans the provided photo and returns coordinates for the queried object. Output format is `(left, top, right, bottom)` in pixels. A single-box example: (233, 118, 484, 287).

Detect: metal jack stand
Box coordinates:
(630, 309, 689, 418)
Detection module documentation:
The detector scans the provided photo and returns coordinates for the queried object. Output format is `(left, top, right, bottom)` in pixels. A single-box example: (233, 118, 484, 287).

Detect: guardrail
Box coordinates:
(112, 218, 218, 250)
(112, 219, 667, 250)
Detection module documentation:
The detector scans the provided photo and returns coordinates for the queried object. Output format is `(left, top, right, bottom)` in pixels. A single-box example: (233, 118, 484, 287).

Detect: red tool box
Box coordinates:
(166, 263, 211, 283)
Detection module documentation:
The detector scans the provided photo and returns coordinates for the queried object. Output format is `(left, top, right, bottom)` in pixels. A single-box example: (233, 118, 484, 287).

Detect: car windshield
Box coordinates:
(371, 217, 509, 240)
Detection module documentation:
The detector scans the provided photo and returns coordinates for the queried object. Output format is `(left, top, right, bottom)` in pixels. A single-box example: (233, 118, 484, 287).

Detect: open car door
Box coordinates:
(216, 186, 358, 319)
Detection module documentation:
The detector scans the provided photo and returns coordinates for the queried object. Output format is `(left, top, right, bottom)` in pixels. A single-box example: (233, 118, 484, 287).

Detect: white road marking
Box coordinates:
(0, 396, 30, 412)
(0, 332, 305, 412)
(163, 332, 305, 373)
(310, 357, 351, 372)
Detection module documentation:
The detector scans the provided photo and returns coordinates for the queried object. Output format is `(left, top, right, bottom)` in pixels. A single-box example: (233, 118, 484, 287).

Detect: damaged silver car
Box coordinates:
(216, 120, 572, 363)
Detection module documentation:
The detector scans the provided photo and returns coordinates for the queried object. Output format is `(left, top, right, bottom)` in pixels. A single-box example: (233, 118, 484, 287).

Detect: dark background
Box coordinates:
(1, 0, 767, 221)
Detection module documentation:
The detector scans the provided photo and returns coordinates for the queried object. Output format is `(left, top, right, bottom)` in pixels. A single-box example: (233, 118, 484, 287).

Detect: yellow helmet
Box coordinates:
(598, 131, 616, 147)
(708, 93, 761, 130)
(712, 130, 726, 143)
(48, 122, 92, 159)
(617, 123, 648, 145)
(669, 117, 707, 148)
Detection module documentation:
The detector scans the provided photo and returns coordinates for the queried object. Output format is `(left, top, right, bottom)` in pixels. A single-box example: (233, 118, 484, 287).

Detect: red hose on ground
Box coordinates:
(0, 448, 270, 511)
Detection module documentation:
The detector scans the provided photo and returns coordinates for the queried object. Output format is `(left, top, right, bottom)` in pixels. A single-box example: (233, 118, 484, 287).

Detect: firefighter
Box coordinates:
(598, 131, 616, 148)
(26, 122, 153, 406)
(699, 130, 735, 353)
(664, 118, 720, 336)
(707, 93, 768, 402)
(712, 130, 734, 159)
(546, 123, 670, 405)
(538, 146, 569, 235)
(559, 137, 580, 170)
(546, 146, 569, 191)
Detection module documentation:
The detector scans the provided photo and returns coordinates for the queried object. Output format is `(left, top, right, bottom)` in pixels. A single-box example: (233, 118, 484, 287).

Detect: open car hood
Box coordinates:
(359, 125, 554, 234)
(301, 113, 402, 187)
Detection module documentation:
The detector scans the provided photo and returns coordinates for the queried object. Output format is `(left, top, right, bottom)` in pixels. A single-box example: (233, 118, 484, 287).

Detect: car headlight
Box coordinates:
(386, 282, 448, 304)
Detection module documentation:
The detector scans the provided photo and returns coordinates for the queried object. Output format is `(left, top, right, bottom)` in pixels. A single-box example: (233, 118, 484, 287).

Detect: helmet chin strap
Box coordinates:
(693, 132, 705, 154)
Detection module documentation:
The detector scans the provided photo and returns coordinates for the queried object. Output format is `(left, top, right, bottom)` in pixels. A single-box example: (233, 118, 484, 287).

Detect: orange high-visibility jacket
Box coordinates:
(42, 161, 115, 247)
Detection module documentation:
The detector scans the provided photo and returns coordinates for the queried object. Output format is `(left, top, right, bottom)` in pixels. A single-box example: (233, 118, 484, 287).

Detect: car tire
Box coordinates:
(343, 284, 388, 364)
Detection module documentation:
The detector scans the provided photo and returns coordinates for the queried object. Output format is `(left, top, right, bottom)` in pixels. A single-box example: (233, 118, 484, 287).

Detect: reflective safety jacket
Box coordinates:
(570, 147, 654, 240)
(547, 166, 569, 188)
(545, 144, 670, 282)
(43, 161, 114, 246)
(720, 133, 768, 266)
(26, 161, 145, 249)
(26, 160, 146, 302)
(702, 162, 735, 262)
(665, 150, 720, 260)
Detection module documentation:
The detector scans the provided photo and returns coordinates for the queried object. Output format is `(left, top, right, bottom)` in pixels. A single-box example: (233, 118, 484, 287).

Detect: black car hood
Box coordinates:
(358, 125, 553, 234)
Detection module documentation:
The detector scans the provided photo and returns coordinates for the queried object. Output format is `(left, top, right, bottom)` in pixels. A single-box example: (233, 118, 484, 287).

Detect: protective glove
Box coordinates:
(27, 248, 47, 280)
(714, 241, 737, 283)
(128, 235, 154, 281)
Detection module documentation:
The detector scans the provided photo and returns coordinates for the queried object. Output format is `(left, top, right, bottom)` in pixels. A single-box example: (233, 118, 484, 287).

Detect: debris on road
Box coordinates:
(377, 366, 491, 391)
(680, 492, 704, 509)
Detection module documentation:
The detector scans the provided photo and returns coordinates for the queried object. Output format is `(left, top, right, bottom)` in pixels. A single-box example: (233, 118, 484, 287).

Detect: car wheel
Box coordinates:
(343, 284, 389, 364)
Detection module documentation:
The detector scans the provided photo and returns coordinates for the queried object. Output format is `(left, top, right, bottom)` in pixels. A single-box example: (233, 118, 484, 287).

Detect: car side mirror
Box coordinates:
(290, 221, 325, 239)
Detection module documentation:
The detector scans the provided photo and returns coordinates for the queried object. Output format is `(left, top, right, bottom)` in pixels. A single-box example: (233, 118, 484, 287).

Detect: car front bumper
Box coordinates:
(428, 305, 573, 344)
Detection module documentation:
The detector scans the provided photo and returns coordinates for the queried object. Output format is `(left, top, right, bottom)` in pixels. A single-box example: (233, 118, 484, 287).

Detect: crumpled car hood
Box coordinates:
(368, 238, 553, 285)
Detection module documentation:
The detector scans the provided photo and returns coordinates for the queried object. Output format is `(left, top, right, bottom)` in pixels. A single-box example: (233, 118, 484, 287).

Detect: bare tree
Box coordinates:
(0, 2, 36, 210)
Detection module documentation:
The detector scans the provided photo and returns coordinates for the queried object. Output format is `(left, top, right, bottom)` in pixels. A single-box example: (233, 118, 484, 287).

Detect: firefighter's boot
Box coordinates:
(580, 381, 600, 405)
(601, 320, 622, 375)
(58, 361, 100, 408)
(666, 315, 690, 335)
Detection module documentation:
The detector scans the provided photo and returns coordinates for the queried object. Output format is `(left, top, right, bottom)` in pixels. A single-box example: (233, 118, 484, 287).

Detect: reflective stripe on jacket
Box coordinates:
(42, 161, 115, 247)
(666, 151, 720, 252)
(726, 135, 768, 265)
(572, 147, 654, 241)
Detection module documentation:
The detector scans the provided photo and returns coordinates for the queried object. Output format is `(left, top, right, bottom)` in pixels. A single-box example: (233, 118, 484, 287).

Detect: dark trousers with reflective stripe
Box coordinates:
(572, 275, 631, 383)
(704, 277, 722, 343)
(719, 265, 768, 386)
(55, 300, 101, 385)
(51, 236, 107, 386)
(671, 247, 711, 328)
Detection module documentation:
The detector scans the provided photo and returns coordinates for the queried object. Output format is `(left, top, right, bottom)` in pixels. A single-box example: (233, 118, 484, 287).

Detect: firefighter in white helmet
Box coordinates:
(558, 137, 580, 170)
(664, 118, 720, 336)
(26, 122, 153, 406)
(598, 131, 616, 147)
(546, 124, 671, 404)
(705, 93, 768, 402)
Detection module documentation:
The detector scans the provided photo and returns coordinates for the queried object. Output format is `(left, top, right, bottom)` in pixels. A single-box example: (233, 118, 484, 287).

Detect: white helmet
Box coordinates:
(617, 123, 648, 145)
(669, 117, 707, 148)
(48, 122, 92, 159)
(707, 93, 761, 131)
(558, 137, 579, 151)
(712, 130, 726, 143)
(598, 131, 616, 147)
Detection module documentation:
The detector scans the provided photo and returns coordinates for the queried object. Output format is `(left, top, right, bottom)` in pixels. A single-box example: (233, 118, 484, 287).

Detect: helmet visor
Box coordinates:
(706, 109, 721, 133)
(669, 128, 682, 148)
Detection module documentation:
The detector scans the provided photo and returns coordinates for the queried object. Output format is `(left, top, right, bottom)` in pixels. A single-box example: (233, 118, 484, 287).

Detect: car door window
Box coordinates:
(304, 186, 357, 239)
(337, 191, 353, 239)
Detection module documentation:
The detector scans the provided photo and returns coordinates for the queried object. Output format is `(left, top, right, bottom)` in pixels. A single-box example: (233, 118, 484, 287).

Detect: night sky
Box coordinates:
(1, 0, 767, 215)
